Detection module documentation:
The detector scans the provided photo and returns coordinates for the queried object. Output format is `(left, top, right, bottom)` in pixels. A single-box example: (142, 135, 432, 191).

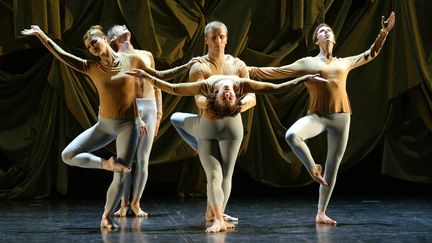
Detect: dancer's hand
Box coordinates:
(306, 74, 329, 83)
(126, 69, 149, 79)
(154, 117, 161, 138)
(139, 118, 149, 137)
(21, 25, 43, 36)
(381, 11, 395, 33)
(187, 57, 201, 68)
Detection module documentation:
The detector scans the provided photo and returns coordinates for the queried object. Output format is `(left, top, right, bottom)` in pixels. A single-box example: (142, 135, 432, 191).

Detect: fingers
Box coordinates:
(140, 126, 146, 138)
(140, 125, 149, 137)
(125, 69, 144, 77)
(383, 12, 396, 31)
(154, 125, 159, 138)
(139, 121, 149, 138)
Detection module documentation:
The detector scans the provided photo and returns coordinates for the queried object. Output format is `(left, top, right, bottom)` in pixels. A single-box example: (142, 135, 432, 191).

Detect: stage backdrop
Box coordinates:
(0, 0, 431, 199)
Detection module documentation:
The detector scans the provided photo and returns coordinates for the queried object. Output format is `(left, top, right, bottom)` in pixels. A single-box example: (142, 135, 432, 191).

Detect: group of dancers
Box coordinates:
(21, 11, 395, 233)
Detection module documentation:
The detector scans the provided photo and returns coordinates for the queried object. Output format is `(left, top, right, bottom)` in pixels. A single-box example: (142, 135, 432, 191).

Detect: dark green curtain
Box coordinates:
(0, 0, 430, 199)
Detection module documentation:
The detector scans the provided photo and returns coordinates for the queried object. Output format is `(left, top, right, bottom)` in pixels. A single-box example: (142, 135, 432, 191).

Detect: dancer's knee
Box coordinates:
(113, 173, 128, 185)
(285, 131, 302, 147)
(206, 171, 223, 185)
(135, 160, 149, 176)
(61, 148, 74, 166)
(170, 113, 182, 126)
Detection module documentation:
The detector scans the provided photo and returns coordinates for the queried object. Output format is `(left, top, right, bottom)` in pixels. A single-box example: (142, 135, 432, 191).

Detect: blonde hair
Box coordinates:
(83, 25, 106, 42)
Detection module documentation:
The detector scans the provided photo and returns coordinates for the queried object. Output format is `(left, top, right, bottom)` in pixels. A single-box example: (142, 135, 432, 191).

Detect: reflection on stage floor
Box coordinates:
(1, 194, 431, 242)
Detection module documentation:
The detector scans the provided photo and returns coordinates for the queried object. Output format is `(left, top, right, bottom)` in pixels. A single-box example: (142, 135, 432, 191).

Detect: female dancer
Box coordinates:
(248, 12, 395, 225)
(107, 24, 197, 218)
(21, 25, 148, 230)
(127, 71, 328, 232)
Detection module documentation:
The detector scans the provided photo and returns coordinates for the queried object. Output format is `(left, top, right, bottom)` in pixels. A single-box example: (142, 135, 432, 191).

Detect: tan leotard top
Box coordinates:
(144, 74, 310, 109)
(249, 30, 388, 115)
(132, 49, 192, 117)
(41, 36, 146, 119)
(189, 54, 256, 118)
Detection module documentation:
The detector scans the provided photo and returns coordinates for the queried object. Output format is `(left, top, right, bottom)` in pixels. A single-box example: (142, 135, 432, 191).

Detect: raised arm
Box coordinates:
(349, 11, 395, 69)
(128, 69, 208, 96)
(21, 25, 88, 73)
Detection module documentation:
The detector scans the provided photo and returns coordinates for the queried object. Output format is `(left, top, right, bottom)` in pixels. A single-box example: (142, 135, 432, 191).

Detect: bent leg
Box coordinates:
(61, 123, 114, 169)
(170, 112, 199, 151)
(285, 114, 327, 185)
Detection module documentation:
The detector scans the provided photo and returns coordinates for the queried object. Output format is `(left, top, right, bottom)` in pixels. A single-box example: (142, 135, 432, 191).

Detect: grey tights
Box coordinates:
(285, 113, 350, 211)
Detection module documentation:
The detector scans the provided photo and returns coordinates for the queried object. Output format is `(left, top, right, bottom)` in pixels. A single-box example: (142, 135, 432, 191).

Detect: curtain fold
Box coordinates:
(0, 0, 430, 199)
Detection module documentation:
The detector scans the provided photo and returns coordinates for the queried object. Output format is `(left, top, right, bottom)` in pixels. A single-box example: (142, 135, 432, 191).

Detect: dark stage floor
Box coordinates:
(1, 193, 431, 242)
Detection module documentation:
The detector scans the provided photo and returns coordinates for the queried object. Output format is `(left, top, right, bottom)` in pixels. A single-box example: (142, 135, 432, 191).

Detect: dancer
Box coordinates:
(169, 21, 255, 232)
(21, 25, 148, 230)
(107, 24, 197, 218)
(248, 12, 396, 225)
(128, 71, 328, 233)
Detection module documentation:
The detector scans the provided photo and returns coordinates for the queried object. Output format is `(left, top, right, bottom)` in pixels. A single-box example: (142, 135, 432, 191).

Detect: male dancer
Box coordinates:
(170, 21, 256, 233)
(107, 24, 197, 217)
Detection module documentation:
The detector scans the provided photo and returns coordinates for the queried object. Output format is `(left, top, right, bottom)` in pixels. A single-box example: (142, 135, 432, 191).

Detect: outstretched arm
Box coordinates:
(21, 25, 88, 73)
(350, 11, 396, 69)
(127, 69, 207, 96)
(146, 56, 200, 80)
(248, 58, 310, 80)
(240, 74, 328, 94)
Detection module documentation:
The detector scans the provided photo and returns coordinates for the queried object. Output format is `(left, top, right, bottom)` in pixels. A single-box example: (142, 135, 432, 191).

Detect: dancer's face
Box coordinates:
(205, 27, 227, 54)
(111, 25, 131, 43)
(84, 35, 107, 56)
(315, 25, 335, 46)
(215, 80, 237, 108)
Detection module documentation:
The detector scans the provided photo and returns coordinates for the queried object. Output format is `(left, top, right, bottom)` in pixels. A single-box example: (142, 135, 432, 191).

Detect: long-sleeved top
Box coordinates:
(249, 29, 388, 115)
(36, 32, 148, 119)
(133, 49, 191, 117)
(189, 54, 256, 118)
(143, 74, 311, 118)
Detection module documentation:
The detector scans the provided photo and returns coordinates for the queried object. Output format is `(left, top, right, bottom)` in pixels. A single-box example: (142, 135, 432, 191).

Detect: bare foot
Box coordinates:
(114, 206, 129, 217)
(100, 216, 118, 230)
(224, 221, 236, 229)
(310, 164, 328, 186)
(206, 219, 227, 233)
(131, 204, 148, 217)
(223, 213, 238, 222)
(316, 211, 337, 225)
(101, 156, 131, 173)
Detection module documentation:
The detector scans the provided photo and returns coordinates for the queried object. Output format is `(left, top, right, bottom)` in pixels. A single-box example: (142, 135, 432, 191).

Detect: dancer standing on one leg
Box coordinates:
(21, 25, 149, 230)
(249, 12, 395, 225)
(107, 24, 198, 218)
(168, 21, 256, 233)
